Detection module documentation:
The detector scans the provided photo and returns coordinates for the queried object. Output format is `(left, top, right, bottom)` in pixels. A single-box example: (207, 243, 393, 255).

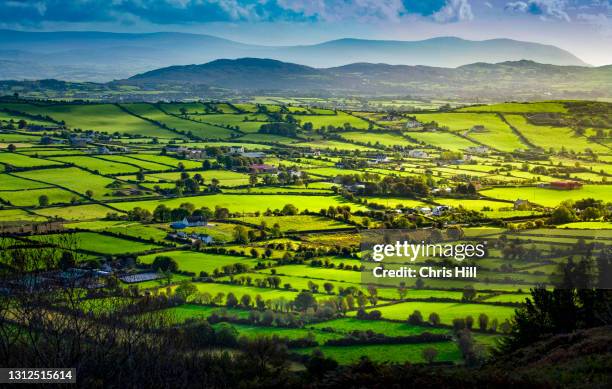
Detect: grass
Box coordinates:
(349, 301, 516, 325)
(188, 282, 300, 301)
(292, 111, 374, 129)
(0, 102, 178, 138)
(126, 154, 203, 169)
(361, 197, 428, 209)
(0, 187, 84, 206)
(121, 103, 237, 139)
(194, 113, 269, 133)
(339, 131, 415, 147)
(65, 220, 169, 242)
(295, 342, 461, 364)
(144, 170, 250, 187)
(458, 102, 568, 113)
(557, 222, 612, 230)
(292, 140, 376, 151)
(481, 294, 532, 303)
(0, 152, 62, 168)
(480, 185, 612, 207)
(504, 114, 608, 153)
(97, 155, 174, 171)
(29, 232, 161, 255)
(406, 131, 478, 151)
(0, 174, 51, 190)
(138, 250, 260, 275)
(0, 208, 47, 222)
(110, 194, 368, 214)
(434, 198, 514, 212)
(14, 167, 134, 200)
(32, 204, 117, 220)
(229, 215, 352, 232)
(49, 156, 140, 174)
(157, 304, 252, 323)
(309, 317, 449, 336)
(210, 322, 344, 345)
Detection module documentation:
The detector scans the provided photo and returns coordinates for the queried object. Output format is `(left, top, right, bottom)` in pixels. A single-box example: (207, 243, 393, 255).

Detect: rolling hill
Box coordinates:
(123, 58, 612, 100)
(0, 30, 588, 82)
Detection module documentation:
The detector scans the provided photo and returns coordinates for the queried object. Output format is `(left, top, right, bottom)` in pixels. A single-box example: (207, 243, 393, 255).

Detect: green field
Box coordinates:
(351, 301, 516, 325)
(0, 102, 178, 138)
(66, 220, 169, 242)
(32, 203, 117, 220)
(480, 185, 612, 207)
(29, 232, 160, 255)
(0, 187, 83, 206)
(406, 131, 478, 151)
(14, 167, 136, 200)
(292, 112, 373, 129)
(230, 215, 352, 232)
(111, 194, 368, 214)
(0, 151, 63, 168)
(295, 342, 461, 364)
(458, 102, 568, 113)
(139, 250, 260, 274)
(121, 103, 238, 139)
(50, 155, 140, 174)
(3, 98, 611, 369)
(504, 114, 607, 153)
(339, 131, 415, 147)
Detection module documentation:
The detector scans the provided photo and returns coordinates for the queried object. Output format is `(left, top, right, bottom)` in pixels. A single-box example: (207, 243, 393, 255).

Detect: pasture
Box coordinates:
(111, 194, 368, 214)
(138, 250, 260, 275)
(350, 301, 516, 325)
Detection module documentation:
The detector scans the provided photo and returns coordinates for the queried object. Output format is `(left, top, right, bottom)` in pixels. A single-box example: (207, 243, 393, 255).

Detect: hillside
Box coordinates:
(124, 58, 612, 100)
(0, 30, 588, 82)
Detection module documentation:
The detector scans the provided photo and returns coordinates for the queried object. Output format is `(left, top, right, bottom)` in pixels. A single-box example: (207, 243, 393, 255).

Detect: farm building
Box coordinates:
(432, 205, 451, 216)
(549, 181, 583, 190)
(405, 119, 420, 128)
(184, 148, 207, 159)
(466, 146, 489, 154)
(250, 164, 278, 174)
(514, 199, 533, 210)
(241, 151, 266, 158)
(170, 215, 208, 229)
(167, 231, 214, 245)
(407, 149, 429, 158)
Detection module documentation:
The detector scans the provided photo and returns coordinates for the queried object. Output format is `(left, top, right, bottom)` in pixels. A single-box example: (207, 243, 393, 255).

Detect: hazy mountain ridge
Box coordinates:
(122, 58, 612, 100)
(0, 30, 588, 82)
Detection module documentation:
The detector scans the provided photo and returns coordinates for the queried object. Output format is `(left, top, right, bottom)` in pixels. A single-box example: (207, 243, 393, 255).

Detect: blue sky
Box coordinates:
(1, 0, 611, 65)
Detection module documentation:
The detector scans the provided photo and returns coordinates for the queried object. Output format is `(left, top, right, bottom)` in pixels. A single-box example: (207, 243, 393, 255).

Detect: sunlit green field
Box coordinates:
(0, 102, 178, 138)
(111, 194, 368, 213)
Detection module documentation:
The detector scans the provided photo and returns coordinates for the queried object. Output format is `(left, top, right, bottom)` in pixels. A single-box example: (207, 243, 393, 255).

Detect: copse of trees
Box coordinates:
(259, 122, 298, 137)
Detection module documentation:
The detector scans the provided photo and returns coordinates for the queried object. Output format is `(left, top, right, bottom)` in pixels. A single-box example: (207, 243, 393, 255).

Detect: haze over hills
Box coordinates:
(0, 30, 589, 82)
(123, 57, 612, 100)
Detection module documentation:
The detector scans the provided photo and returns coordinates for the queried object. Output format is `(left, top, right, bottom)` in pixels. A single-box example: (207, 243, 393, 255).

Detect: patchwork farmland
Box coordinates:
(1, 97, 610, 368)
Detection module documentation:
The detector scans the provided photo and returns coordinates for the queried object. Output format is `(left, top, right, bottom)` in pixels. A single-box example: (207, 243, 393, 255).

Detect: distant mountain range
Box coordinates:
(0, 30, 589, 82)
(121, 58, 612, 100)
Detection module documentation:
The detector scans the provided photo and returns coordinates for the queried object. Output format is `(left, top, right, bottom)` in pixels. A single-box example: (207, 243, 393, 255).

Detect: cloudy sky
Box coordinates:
(1, 0, 611, 65)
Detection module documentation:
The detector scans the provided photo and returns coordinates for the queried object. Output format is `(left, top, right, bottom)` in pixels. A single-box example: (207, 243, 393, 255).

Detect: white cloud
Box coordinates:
(433, 0, 474, 22)
(276, 0, 406, 23)
(505, 0, 571, 22)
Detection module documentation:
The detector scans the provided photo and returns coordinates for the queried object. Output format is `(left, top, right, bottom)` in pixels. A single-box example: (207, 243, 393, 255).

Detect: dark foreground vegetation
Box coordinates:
(1, 241, 610, 388)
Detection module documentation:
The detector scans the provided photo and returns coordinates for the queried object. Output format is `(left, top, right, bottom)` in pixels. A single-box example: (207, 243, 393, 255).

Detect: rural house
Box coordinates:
(249, 164, 278, 174)
(170, 215, 208, 229)
(549, 181, 583, 190)
(407, 149, 429, 158)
